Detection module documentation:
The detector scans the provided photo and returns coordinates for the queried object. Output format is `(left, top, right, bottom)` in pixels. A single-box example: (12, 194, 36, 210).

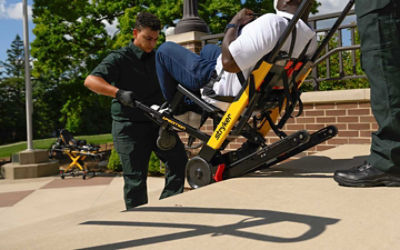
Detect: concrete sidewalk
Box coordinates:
(1, 144, 399, 250)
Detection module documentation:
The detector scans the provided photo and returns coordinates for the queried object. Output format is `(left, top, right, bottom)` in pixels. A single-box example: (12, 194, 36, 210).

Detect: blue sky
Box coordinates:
(0, 0, 34, 62)
(0, 0, 350, 63)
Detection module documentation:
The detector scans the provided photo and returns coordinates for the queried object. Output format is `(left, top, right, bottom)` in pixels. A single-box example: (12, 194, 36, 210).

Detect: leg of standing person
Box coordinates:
(112, 120, 158, 209)
(155, 41, 220, 102)
(334, 1, 400, 186)
(361, 2, 400, 171)
(153, 128, 188, 199)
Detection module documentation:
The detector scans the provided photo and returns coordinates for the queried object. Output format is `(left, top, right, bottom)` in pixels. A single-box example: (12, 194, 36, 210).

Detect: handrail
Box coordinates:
(313, 45, 360, 66)
(308, 9, 355, 22)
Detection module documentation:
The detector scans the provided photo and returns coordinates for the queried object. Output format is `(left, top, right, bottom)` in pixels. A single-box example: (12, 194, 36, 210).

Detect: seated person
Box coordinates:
(155, 0, 317, 105)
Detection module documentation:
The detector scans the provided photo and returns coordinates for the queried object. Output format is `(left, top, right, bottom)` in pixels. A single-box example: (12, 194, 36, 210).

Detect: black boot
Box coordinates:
(334, 162, 400, 187)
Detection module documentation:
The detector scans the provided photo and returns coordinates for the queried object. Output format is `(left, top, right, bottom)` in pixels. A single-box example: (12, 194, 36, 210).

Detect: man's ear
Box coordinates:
(133, 28, 138, 39)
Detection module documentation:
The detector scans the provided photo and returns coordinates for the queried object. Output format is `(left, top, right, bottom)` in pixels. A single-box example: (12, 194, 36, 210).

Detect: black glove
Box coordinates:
(116, 89, 135, 108)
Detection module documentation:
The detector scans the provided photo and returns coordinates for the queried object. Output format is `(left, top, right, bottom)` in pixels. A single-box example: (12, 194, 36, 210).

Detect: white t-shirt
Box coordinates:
(211, 11, 317, 97)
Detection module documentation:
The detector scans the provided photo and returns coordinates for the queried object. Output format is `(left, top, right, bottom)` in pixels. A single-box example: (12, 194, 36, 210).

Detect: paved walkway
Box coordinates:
(1, 144, 399, 249)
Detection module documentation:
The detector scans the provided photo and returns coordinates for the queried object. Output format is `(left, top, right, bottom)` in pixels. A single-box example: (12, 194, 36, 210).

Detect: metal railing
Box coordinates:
(200, 10, 366, 90)
(308, 9, 366, 89)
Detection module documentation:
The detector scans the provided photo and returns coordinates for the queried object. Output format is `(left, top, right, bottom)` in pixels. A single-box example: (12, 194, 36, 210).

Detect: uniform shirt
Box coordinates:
(355, 0, 391, 17)
(91, 41, 164, 122)
(212, 11, 317, 97)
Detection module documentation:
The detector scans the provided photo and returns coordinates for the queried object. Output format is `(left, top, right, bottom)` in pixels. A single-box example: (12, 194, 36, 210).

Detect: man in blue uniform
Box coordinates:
(84, 12, 188, 208)
(334, 0, 400, 187)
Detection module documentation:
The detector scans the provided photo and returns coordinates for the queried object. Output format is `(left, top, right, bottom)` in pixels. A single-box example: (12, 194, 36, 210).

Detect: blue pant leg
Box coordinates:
(156, 41, 218, 102)
(200, 44, 221, 61)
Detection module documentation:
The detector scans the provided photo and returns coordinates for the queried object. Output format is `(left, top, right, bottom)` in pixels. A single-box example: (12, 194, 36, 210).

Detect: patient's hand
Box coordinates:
(232, 8, 255, 27)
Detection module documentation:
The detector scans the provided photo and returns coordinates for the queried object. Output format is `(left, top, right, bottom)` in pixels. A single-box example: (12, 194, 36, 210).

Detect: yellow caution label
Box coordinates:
(162, 117, 186, 130)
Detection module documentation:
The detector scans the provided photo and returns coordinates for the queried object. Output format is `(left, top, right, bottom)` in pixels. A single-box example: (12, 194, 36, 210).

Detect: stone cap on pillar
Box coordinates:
(166, 31, 209, 44)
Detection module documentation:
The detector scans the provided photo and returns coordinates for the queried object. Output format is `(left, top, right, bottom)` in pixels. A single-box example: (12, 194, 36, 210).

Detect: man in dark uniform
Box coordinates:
(84, 12, 188, 208)
(334, 0, 400, 187)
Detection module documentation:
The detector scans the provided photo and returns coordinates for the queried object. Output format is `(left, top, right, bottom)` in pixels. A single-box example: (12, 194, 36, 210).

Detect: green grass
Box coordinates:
(0, 134, 113, 159)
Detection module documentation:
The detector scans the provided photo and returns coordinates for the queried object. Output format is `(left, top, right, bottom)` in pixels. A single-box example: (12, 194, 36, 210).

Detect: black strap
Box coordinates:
(236, 72, 246, 86)
(288, 69, 304, 118)
(265, 111, 287, 139)
(248, 74, 255, 102)
(288, 25, 297, 59)
(277, 70, 293, 129)
(294, 91, 303, 117)
(280, 17, 297, 60)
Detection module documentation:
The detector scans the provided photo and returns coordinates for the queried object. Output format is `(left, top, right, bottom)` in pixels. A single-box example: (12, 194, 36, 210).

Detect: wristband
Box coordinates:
(224, 23, 237, 33)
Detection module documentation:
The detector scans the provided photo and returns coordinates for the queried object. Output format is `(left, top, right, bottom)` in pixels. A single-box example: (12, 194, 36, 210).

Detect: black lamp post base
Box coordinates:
(175, 17, 210, 34)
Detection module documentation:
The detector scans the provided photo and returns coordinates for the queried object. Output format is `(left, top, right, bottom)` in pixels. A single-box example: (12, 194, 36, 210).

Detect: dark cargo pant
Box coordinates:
(356, 0, 400, 171)
(112, 120, 187, 209)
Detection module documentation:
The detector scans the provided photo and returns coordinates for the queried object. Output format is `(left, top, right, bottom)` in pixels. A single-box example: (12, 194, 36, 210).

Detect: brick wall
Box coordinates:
(264, 100, 376, 157)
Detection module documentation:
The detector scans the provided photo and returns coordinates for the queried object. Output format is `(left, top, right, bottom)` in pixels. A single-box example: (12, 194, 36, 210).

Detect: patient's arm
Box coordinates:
(222, 8, 254, 73)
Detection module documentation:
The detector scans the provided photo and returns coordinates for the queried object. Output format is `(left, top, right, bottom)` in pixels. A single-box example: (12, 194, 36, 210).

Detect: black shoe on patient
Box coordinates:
(334, 162, 400, 187)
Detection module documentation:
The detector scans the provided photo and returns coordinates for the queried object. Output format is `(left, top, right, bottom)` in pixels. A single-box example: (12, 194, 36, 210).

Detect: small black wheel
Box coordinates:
(186, 156, 213, 189)
(82, 174, 86, 180)
(60, 170, 65, 179)
(157, 128, 177, 151)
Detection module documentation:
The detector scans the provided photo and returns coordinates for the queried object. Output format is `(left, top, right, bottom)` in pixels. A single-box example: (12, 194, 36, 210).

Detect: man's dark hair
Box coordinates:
(135, 12, 161, 31)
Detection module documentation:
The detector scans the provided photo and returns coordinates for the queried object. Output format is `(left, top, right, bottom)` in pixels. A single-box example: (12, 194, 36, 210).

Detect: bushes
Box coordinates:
(107, 149, 165, 176)
(107, 148, 122, 172)
(148, 151, 165, 176)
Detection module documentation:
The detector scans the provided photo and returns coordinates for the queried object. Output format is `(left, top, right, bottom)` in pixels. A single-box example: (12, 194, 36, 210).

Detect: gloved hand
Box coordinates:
(116, 89, 135, 108)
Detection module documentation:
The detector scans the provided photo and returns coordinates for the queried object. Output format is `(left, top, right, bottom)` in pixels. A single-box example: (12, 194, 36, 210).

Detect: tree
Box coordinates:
(0, 35, 27, 144)
(31, 0, 122, 135)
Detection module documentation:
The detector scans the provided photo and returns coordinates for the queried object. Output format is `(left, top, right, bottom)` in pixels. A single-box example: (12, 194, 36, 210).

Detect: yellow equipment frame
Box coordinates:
(63, 150, 87, 172)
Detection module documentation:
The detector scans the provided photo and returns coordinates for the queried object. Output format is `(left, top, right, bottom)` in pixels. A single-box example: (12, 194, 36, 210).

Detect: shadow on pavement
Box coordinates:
(247, 155, 369, 178)
(79, 206, 339, 249)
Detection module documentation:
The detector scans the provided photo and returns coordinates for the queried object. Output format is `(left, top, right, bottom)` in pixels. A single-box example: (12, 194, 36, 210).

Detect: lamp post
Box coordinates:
(175, 0, 209, 34)
(22, 0, 33, 151)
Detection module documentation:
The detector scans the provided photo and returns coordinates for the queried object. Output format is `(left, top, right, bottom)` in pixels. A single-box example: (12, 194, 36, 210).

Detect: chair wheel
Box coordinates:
(186, 156, 213, 189)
